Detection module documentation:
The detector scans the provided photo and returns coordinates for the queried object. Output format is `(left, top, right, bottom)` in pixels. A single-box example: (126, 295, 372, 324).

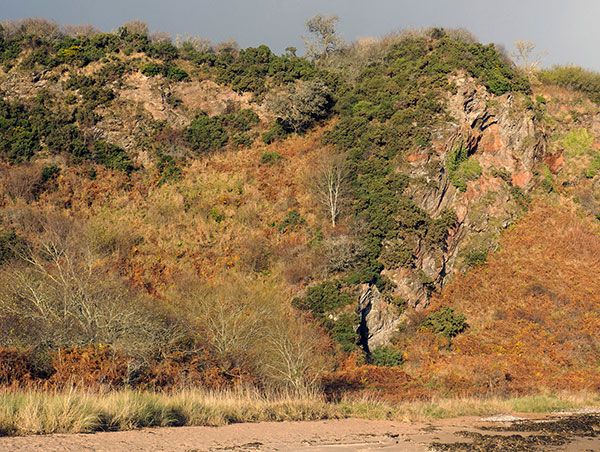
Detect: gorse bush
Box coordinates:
(186, 112, 229, 153)
(155, 152, 182, 185)
(186, 109, 260, 153)
(422, 307, 468, 339)
(93, 141, 134, 173)
(292, 280, 352, 317)
(561, 128, 594, 157)
(293, 280, 358, 353)
(446, 145, 482, 192)
(142, 62, 189, 81)
(277, 210, 306, 233)
(370, 346, 404, 367)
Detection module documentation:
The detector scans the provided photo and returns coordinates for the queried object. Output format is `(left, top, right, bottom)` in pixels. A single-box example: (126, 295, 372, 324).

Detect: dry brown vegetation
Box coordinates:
(0, 19, 599, 428)
(396, 201, 600, 396)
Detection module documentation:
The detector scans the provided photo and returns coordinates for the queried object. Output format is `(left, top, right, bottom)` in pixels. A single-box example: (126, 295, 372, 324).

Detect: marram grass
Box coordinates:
(0, 388, 598, 436)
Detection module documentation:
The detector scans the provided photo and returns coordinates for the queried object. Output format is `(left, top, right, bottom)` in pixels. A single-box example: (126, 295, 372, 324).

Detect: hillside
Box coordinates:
(0, 19, 598, 400)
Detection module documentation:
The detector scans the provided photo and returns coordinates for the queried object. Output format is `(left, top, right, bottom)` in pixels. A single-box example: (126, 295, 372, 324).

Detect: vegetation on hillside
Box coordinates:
(0, 16, 598, 413)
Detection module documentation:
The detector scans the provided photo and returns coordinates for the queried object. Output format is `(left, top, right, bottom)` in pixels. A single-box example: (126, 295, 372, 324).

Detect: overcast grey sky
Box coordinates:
(2, 0, 598, 70)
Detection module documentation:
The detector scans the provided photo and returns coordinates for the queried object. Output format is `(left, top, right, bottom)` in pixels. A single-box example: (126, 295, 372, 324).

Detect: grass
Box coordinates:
(0, 388, 597, 436)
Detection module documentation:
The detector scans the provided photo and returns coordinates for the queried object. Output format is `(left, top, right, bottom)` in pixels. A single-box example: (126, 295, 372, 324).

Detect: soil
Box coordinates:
(0, 412, 598, 451)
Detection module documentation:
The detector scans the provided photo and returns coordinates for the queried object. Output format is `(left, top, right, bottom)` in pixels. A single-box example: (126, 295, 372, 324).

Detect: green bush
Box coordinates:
(262, 122, 289, 144)
(540, 164, 554, 193)
(380, 239, 414, 268)
(186, 112, 229, 153)
(93, 141, 134, 173)
(370, 346, 404, 367)
(147, 40, 179, 61)
(141, 62, 189, 81)
(292, 280, 352, 317)
(231, 132, 253, 148)
(446, 146, 482, 192)
(141, 63, 162, 77)
(426, 209, 458, 249)
(329, 312, 359, 353)
(222, 109, 260, 132)
(164, 64, 189, 81)
(260, 151, 282, 165)
(561, 128, 594, 157)
(422, 307, 468, 339)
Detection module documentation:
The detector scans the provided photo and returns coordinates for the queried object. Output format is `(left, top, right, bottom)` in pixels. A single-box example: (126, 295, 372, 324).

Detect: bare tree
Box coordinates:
(313, 153, 349, 228)
(512, 40, 544, 76)
(303, 15, 345, 61)
(0, 209, 174, 358)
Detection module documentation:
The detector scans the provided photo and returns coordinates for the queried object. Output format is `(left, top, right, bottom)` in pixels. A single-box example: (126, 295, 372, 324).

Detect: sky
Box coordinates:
(2, 0, 599, 70)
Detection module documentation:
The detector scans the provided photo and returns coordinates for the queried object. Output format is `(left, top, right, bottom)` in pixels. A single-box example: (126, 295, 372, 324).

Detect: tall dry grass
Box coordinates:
(0, 388, 597, 436)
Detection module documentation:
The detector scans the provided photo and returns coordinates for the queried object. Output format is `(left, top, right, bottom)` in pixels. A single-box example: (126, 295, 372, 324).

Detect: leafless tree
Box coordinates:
(0, 210, 175, 358)
(313, 153, 350, 228)
(512, 40, 545, 76)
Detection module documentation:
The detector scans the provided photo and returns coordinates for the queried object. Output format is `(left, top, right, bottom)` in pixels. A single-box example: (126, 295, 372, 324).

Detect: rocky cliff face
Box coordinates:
(376, 75, 546, 313)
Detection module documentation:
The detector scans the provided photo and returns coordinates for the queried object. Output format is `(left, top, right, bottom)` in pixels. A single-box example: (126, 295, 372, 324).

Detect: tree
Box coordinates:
(313, 153, 349, 227)
(0, 210, 173, 358)
(512, 40, 543, 77)
(303, 15, 344, 61)
(267, 80, 333, 133)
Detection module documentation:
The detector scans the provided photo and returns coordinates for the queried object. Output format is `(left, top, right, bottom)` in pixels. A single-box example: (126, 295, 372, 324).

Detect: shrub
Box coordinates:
(446, 146, 482, 192)
(540, 66, 600, 104)
(262, 121, 288, 144)
(561, 128, 594, 157)
(221, 109, 259, 132)
(463, 247, 488, 268)
(186, 112, 229, 153)
(328, 312, 359, 353)
(164, 64, 189, 81)
(540, 164, 554, 193)
(141, 62, 162, 76)
(231, 132, 253, 148)
(93, 141, 134, 173)
(370, 346, 404, 367)
(380, 239, 414, 268)
(156, 152, 182, 185)
(426, 209, 458, 249)
(147, 40, 179, 61)
(422, 307, 468, 339)
(292, 280, 352, 317)
(585, 155, 600, 179)
(277, 210, 306, 233)
(141, 62, 189, 81)
(267, 80, 334, 133)
(260, 151, 282, 165)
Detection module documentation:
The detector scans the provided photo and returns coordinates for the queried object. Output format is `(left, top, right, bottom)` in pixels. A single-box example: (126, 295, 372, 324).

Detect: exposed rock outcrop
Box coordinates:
(357, 284, 400, 352)
(386, 75, 546, 311)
